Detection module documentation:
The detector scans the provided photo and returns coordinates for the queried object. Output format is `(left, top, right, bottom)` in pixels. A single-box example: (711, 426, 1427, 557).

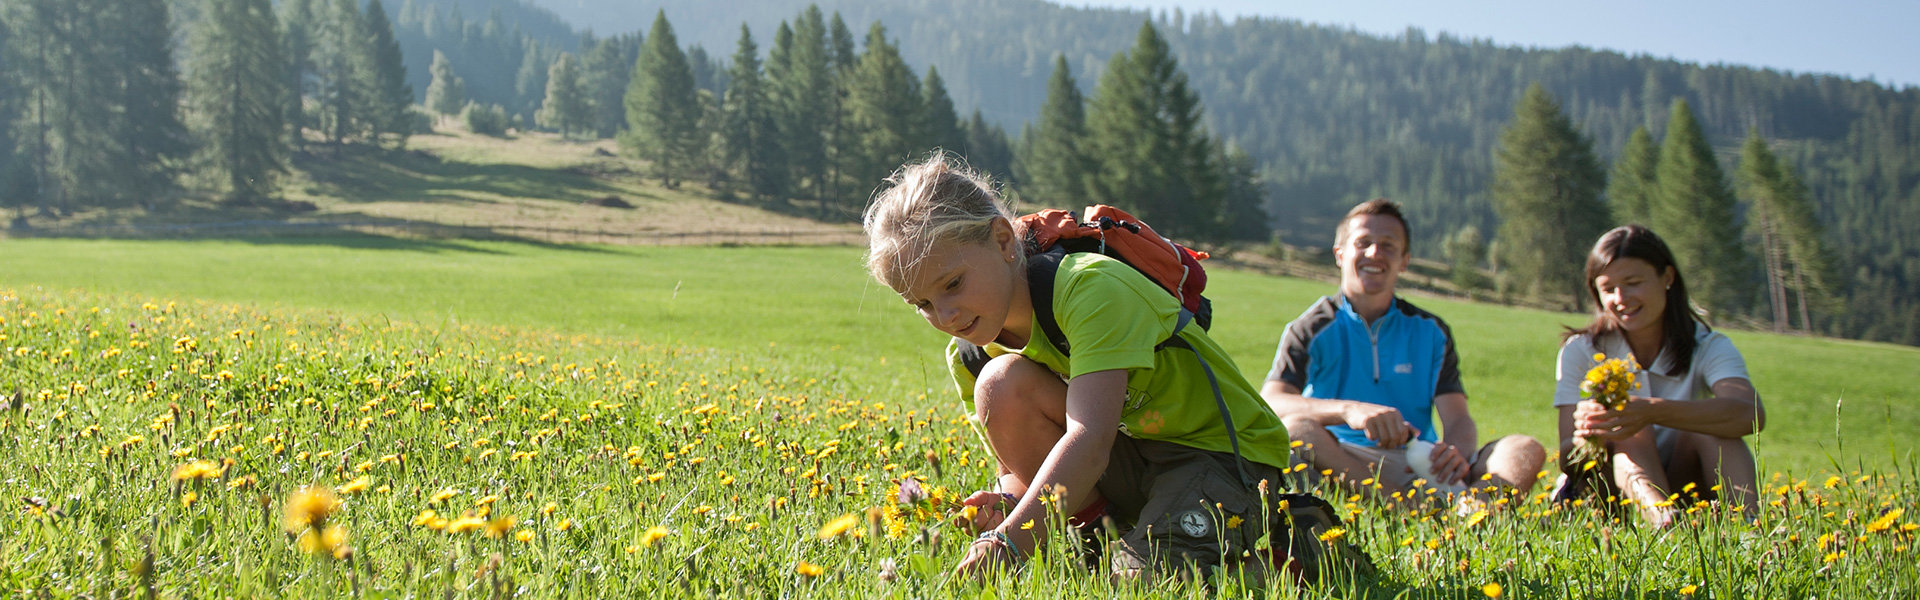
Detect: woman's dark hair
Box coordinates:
(1565, 225, 1706, 376)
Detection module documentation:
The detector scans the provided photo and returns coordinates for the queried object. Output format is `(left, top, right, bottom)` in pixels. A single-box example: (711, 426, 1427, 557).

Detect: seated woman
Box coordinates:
(1552, 225, 1764, 527)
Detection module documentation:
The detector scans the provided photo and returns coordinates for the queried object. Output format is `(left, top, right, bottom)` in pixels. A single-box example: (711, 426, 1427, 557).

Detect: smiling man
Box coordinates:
(1260, 199, 1544, 507)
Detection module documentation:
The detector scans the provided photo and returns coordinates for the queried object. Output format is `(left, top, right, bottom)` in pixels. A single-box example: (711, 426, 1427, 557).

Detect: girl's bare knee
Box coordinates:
(973, 354, 1065, 426)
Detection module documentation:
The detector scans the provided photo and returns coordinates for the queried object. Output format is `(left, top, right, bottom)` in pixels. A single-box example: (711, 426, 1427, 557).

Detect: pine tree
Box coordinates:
(513, 45, 548, 121)
(106, 0, 191, 207)
(1020, 54, 1094, 206)
(280, 0, 318, 149)
(822, 12, 858, 208)
(1215, 142, 1270, 241)
(0, 12, 20, 220)
(622, 10, 702, 189)
(963, 111, 1014, 184)
(535, 53, 589, 138)
(5, 0, 60, 214)
(771, 8, 833, 210)
(580, 36, 635, 138)
(826, 13, 857, 72)
(719, 24, 786, 203)
(1444, 225, 1490, 291)
(1653, 99, 1750, 315)
(189, 0, 288, 202)
(919, 66, 963, 154)
(1491, 83, 1610, 305)
(844, 22, 922, 207)
(424, 50, 466, 117)
(314, 0, 364, 144)
(1738, 131, 1837, 332)
(1084, 22, 1221, 238)
(361, 0, 412, 146)
(1608, 126, 1660, 225)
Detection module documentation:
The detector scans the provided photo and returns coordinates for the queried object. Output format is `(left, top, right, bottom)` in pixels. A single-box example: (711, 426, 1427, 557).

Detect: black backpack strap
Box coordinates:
(1026, 247, 1072, 357)
(955, 339, 993, 378)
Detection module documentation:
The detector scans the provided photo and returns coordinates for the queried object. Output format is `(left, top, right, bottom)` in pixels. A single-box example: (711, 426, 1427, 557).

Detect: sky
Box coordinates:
(1076, 0, 1920, 89)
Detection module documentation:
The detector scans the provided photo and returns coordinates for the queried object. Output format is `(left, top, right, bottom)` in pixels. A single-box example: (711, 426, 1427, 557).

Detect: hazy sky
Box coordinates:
(1075, 0, 1919, 89)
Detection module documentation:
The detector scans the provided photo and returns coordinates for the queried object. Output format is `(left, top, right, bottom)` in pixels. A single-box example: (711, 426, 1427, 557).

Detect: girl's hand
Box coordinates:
(951, 491, 1014, 534)
(1574, 396, 1654, 441)
(953, 531, 1023, 579)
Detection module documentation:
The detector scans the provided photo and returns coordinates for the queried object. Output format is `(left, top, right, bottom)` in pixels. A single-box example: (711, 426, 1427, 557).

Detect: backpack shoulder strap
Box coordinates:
(954, 339, 993, 378)
(1027, 246, 1072, 357)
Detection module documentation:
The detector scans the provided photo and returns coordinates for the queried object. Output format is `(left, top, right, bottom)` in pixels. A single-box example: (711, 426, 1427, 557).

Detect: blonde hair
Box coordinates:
(863, 153, 1017, 290)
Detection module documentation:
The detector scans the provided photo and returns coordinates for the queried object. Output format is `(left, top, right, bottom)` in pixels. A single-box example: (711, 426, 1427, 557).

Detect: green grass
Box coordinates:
(4, 237, 1911, 477)
(2, 268, 1915, 598)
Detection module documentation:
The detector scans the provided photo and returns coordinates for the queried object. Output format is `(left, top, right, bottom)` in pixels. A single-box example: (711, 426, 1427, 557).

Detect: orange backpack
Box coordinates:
(1018, 204, 1213, 336)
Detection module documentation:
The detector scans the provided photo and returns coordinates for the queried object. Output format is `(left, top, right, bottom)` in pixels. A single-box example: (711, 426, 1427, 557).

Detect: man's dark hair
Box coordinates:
(1334, 198, 1410, 252)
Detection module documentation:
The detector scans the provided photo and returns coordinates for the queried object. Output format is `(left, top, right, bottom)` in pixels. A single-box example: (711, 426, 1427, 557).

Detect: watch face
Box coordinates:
(1177, 510, 1210, 538)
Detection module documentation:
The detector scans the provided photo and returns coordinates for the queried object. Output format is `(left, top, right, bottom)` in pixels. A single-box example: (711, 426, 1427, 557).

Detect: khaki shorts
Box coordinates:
(1095, 434, 1284, 575)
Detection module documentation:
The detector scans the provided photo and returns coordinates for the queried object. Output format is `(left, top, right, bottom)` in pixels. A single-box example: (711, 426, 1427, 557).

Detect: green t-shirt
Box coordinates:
(946, 253, 1291, 470)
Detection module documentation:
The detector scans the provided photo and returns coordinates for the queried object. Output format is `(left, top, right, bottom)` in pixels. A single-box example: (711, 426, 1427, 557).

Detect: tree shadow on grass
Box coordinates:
(295, 146, 659, 207)
(20, 211, 616, 255)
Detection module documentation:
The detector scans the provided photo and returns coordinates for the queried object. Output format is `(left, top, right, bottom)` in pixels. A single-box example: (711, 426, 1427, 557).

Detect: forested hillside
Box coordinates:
(3, 0, 1914, 344)
(506, 0, 1920, 345)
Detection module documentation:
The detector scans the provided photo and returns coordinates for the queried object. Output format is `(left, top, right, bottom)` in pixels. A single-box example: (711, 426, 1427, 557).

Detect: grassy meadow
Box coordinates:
(2, 236, 1917, 598)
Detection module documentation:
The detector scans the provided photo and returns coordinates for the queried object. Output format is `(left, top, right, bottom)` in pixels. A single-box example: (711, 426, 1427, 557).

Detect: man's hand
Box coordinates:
(1343, 403, 1414, 448)
(1427, 441, 1471, 486)
(1574, 396, 1654, 442)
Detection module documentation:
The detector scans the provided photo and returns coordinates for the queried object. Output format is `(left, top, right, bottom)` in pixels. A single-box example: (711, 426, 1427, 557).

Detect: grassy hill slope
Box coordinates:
(4, 238, 1913, 477)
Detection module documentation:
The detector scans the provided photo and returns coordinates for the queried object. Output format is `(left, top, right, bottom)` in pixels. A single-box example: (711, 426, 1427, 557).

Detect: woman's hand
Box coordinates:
(1574, 396, 1656, 442)
(951, 491, 1015, 534)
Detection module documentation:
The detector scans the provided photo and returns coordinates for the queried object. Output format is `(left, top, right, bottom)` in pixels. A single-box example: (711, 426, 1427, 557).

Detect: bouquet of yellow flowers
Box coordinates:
(1568, 354, 1637, 467)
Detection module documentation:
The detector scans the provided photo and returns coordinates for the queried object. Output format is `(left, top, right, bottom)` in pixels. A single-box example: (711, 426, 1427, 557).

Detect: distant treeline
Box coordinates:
(487, 0, 1920, 345)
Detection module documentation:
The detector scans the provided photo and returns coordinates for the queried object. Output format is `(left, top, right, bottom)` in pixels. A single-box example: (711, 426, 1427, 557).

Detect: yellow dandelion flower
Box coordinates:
(1481, 582, 1503, 598)
(445, 515, 486, 535)
(554, 518, 574, 532)
(694, 505, 713, 515)
(411, 509, 438, 527)
(1226, 515, 1244, 529)
(170, 460, 224, 482)
(429, 488, 458, 504)
(483, 516, 517, 538)
(297, 525, 349, 559)
(541, 502, 558, 516)
(514, 529, 535, 543)
(1318, 527, 1346, 543)
(336, 476, 370, 495)
(477, 494, 500, 507)
(640, 526, 671, 548)
(181, 491, 198, 507)
(283, 486, 339, 533)
(1679, 584, 1699, 597)
(795, 561, 824, 578)
(1463, 509, 1489, 529)
(818, 514, 859, 540)
(1866, 508, 1904, 534)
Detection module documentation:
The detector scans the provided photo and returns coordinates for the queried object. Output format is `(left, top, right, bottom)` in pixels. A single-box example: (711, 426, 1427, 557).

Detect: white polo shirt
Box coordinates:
(1553, 326, 1749, 407)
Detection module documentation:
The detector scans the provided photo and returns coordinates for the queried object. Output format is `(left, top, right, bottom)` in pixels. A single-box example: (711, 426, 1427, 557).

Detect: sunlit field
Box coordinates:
(3, 238, 1917, 597)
